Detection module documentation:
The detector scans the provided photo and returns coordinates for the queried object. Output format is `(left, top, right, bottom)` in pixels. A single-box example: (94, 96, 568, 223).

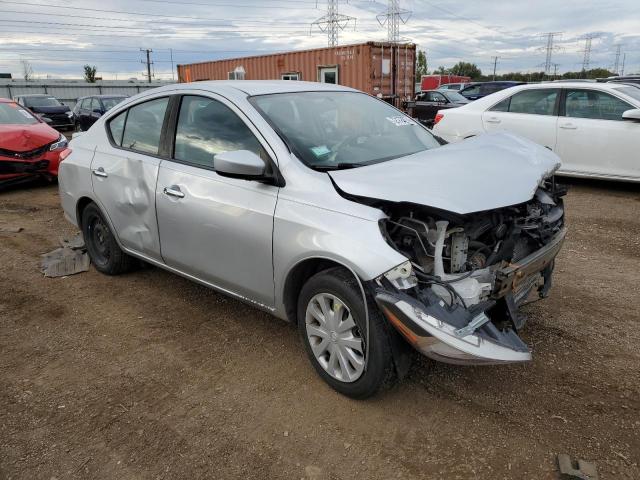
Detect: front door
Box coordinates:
(156, 94, 278, 308)
(482, 88, 560, 151)
(319, 66, 338, 84)
(556, 88, 640, 179)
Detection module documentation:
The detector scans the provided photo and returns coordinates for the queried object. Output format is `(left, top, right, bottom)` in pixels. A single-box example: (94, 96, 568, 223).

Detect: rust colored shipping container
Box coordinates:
(176, 42, 416, 107)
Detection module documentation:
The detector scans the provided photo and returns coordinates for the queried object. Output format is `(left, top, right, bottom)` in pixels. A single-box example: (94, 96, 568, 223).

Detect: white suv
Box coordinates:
(433, 82, 640, 182)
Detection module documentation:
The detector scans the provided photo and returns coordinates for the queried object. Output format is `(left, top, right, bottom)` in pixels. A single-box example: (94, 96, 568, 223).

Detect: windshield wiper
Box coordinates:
(311, 163, 364, 171)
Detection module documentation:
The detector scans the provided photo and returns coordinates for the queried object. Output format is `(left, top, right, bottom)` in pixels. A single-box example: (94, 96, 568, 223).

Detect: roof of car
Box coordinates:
(158, 80, 355, 96)
(15, 93, 53, 97)
(78, 95, 128, 99)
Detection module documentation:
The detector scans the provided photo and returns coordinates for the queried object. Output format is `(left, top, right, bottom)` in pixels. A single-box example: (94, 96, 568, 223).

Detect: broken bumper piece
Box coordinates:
(377, 292, 531, 365)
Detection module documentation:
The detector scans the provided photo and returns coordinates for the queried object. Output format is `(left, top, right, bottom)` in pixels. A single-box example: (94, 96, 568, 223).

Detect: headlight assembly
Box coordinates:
(50, 134, 68, 151)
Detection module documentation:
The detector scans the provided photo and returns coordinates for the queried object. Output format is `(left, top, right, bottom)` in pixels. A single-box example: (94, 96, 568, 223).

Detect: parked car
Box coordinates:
(599, 75, 640, 86)
(14, 94, 74, 131)
(459, 81, 526, 100)
(0, 98, 70, 188)
(413, 90, 469, 126)
(73, 95, 128, 131)
(433, 81, 640, 182)
(59, 81, 566, 398)
(437, 82, 468, 92)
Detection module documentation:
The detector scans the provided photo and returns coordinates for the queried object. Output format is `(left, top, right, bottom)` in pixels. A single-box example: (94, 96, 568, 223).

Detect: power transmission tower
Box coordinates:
(621, 53, 626, 76)
(311, 0, 355, 47)
(376, 0, 411, 43)
(540, 32, 563, 76)
(140, 48, 153, 83)
(491, 56, 499, 80)
(613, 44, 622, 74)
(552, 63, 560, 79)
(580, 33, 598, 72)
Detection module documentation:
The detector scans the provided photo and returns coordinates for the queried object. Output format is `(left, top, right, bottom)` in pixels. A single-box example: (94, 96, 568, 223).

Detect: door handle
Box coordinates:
(163, 186, 185, 198)
(559, 123, 577, 130)
(92, 167, 108, 178)
(485, 117, 501, 124)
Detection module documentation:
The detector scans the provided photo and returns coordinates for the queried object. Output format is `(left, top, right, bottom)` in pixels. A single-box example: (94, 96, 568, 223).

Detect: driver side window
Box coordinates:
(173, 95, 267, 169)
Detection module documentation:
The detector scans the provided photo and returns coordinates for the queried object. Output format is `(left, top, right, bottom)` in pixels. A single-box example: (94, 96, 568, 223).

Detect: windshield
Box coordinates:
(0, 102, 39, 125)
(443, 91, 468, 102)
(613, 86, 640, 103)
(250, 91, 440, 169)
(102, 97, 126, 110)
(24, 96, 61, 107)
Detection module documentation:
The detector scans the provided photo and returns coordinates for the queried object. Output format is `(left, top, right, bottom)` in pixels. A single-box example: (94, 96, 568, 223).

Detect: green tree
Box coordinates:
(448, 61, 482, 79)
(415, 50, 428, 78)
(434, 65, 448, 75)
(83, 65, 97, 83)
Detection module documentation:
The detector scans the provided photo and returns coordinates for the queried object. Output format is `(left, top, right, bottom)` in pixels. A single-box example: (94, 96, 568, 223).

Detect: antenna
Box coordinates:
(539, 32, 563, 77)
(311, 0, 356, 47)
(377, 0, 411, 43)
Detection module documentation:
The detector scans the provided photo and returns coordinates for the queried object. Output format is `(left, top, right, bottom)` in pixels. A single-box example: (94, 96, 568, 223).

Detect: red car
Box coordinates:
(0, 97, 71, 188)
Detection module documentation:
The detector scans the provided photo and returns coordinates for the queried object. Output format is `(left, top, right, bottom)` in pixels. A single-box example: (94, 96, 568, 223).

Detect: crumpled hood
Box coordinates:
(0, 123, 60, 152)
(329, 131, 561, 215)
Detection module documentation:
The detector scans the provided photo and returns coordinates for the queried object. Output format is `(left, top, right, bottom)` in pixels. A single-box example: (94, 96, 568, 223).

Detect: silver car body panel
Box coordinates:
(329, 132, 561, 214)
(60, 80, 564, 366)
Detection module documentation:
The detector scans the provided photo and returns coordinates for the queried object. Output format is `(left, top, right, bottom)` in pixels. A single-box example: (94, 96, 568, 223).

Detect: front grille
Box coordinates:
(0, 143, 51, 160)
(47, 113, 72, 125)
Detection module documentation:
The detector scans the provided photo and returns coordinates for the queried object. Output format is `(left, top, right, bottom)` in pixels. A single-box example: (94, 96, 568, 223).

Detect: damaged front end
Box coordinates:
(373, 177, 567, 365)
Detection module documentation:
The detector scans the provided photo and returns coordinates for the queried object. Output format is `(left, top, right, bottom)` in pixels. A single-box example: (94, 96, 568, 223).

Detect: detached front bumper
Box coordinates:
(376, 227, 567, 365)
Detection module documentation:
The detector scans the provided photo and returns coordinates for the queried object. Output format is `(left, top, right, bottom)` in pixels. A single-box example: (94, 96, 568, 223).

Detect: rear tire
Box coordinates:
(81, 202, 135, 275)
(297, 267, 397, 399)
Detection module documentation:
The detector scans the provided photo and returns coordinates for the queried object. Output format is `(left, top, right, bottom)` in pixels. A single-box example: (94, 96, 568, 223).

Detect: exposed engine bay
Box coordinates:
(370, 177, 568, 365)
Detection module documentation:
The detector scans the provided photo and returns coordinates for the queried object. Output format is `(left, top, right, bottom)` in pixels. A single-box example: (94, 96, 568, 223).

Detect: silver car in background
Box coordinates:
(59, 81, 567, 398)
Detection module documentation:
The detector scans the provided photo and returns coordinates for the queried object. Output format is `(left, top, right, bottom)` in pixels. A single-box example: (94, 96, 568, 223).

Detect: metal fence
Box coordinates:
(0, 80, 172, 108)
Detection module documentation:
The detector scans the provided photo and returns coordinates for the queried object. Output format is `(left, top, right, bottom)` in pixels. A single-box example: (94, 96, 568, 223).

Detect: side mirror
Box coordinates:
(214, 150, 266, 179)
(622, 108, 640, 121)
(42, 117, 52, 124)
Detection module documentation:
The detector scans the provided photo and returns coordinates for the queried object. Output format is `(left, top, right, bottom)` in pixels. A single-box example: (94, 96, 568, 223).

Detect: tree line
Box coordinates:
(415, 50, 615, 82)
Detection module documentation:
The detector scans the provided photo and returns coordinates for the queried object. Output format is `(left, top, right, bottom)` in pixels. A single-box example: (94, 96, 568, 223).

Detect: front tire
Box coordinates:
(81, 202, 135, 275)
(297, 268, 396, 399)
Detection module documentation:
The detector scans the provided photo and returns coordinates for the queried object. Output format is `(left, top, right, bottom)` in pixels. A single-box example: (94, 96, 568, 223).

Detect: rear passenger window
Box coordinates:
(108, 110, 126, 146)
(173, 95, 266, 168)
(492, 89, 558, 116)
(121, 97, 169, 155)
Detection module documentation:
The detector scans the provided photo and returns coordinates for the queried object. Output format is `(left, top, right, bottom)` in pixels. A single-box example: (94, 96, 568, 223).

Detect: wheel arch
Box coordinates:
(282, 257, 362, 324)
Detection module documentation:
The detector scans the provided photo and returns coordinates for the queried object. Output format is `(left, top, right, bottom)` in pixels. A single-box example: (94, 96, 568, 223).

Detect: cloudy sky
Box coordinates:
(0, 0, 638, 80)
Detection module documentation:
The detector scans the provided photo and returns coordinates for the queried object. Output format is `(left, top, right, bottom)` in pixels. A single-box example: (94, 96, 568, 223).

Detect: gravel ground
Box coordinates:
(0, 180, 638, 480)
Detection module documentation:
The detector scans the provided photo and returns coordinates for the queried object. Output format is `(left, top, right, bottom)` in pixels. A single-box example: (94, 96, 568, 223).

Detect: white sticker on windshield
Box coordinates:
(18, 109, 33, 118)
(310, 145, 331, 157)
(386, 116, 416, 126)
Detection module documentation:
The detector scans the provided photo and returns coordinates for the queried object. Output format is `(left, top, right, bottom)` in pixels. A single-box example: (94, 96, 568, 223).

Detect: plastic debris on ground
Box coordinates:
(557, 453, 599, 480)
(41, 233, 90, 278)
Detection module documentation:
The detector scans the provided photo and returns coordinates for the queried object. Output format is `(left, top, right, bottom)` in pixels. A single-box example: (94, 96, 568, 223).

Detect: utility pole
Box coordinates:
(140, 48, 153, 83)
(377, 0, 411, 43)
(613, 44, 622, 75)
(311, 0, 355, 47)
(540, 32, 563, 77)
(491, 56, 499, 80)
(169, 48, 175, 82)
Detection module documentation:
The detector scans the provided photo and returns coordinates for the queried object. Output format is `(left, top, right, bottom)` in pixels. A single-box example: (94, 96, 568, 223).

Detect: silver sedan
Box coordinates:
(59, 81, 566, 398)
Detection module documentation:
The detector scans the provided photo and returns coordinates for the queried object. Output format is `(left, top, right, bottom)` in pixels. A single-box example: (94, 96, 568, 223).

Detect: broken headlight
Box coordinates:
(50, 134, 68, 151)
(382, 260, 417, 290)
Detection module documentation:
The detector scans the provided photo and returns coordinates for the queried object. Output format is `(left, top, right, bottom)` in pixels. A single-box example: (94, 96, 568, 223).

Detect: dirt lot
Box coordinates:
(1, 180, 639, 480)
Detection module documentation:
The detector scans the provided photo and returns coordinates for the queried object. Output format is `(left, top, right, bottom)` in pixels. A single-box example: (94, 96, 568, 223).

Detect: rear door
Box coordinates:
(482, 88, 560, 150)
(556, 88, 639, 179)
(90, 95, 171, 261)
(88, 98, 102, 128)
(155, 93, 278, 307)
(78, 98, 91, 130)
